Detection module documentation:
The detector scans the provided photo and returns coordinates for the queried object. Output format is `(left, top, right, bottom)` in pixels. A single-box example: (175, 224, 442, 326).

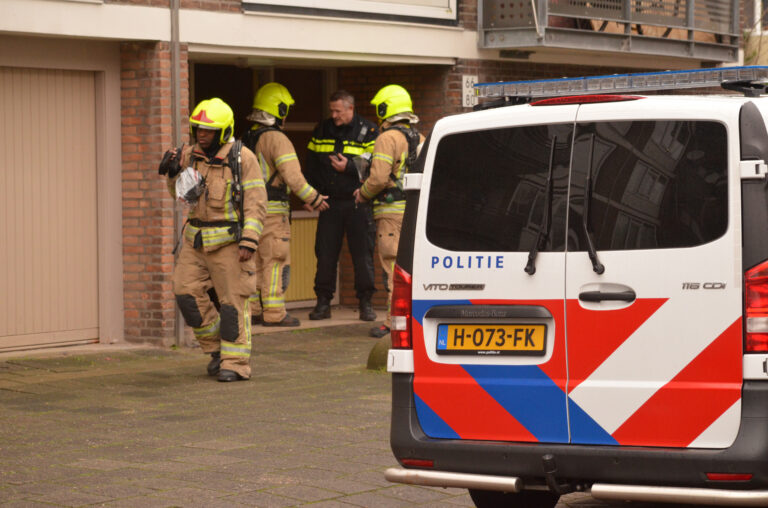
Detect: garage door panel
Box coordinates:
(0, 67, 98, 348)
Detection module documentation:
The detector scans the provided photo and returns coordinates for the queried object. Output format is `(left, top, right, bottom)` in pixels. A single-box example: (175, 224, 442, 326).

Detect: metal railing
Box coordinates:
(479, 0, 739, 62)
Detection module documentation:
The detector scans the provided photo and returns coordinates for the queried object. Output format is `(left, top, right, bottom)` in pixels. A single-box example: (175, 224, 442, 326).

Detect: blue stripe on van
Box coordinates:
(414, 393, 461, 439)
(568, 398, 619, 445)
(462, 364, 569, 443)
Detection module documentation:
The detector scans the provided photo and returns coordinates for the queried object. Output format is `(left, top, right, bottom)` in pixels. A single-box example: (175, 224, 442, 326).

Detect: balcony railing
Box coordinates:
(479, 0, 739, 62)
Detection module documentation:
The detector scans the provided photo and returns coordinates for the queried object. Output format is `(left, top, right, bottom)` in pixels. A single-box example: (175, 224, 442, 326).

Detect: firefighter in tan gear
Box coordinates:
(354, 85, 425, 338)
(162, 98, 267, 382)
(242, 83, 329, 327)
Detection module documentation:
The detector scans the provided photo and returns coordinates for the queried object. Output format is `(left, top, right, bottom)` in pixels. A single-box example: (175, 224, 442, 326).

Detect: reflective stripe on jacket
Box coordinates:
(305, 114, 378, 200)
(359, 124, 424, 216)
(249, 126, 320, 213)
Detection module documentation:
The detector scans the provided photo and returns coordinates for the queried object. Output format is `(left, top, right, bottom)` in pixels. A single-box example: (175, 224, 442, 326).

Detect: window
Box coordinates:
(569, 120, 728, 251)
(243, 0, 457, 23)
(426, 124, 573, 252)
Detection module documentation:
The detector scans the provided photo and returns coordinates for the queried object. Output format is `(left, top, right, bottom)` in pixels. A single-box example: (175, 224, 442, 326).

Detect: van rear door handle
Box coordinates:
(578, 290, 636, 302)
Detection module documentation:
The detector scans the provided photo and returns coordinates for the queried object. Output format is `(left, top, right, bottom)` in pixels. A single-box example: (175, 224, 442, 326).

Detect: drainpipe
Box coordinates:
(171, 0, 180, 146)
(170, 0, 185, 347)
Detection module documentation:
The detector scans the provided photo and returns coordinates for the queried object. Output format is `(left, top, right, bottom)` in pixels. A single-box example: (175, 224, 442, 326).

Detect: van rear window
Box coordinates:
(570, 120, 728, 251)
(426, 120, 727, 253)
(426, 124, 573, 252)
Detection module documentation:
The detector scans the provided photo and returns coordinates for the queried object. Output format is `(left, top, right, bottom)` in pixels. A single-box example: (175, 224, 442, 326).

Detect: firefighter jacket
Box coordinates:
(305, 114, 377, 200)
(359, 123, 425, 216)
(166, 142, 267, 253)
(245, 125, 323, 215)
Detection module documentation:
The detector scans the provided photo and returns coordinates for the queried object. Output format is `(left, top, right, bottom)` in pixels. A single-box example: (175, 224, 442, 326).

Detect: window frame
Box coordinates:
(242, 0, 458, 24)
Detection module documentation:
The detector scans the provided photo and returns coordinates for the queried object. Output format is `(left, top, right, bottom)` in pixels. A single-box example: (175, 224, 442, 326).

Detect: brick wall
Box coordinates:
(335, 59, 642, 307)
(458, 0, 477, 30)
(336, 65, 452, 308)
(339, 64, 453, 144)
(121, 41, 189, 344)
(342, 59, 642, 142)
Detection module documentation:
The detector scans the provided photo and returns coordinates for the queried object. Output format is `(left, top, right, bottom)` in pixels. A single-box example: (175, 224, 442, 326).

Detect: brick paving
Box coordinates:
(0, 322, 684, 507)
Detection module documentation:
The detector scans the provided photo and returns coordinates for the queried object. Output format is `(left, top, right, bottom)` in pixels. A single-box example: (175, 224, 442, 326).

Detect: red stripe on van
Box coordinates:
(567, 298, 668, 390)
(611, 318, 742, 447)
(412, 319, 538, 441)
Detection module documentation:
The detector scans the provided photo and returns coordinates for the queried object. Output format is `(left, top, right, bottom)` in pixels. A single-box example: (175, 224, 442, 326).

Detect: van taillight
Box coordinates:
(745, 259, 768, 352)
(391, 264, 412, 349)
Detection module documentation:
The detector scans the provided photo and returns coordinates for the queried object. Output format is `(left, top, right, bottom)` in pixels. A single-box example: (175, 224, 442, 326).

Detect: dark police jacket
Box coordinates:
(305, 113, 378, 200)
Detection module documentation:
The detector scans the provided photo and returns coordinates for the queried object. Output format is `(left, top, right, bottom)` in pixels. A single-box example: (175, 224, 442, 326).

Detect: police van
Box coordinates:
(384, 66, 768, 507)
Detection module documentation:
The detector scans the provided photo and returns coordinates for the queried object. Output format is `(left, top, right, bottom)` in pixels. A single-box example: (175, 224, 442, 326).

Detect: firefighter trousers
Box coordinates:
(173, 240, 257, 378)
(375, 212, 403, 329)
(253, 214, 292, 324)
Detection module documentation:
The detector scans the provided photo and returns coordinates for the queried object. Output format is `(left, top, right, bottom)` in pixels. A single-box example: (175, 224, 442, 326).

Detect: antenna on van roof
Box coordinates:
(473, 66, 768, 105)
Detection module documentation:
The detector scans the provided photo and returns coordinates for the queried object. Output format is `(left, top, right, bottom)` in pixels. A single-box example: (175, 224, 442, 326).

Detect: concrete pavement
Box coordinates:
(0, 310, 684, 507)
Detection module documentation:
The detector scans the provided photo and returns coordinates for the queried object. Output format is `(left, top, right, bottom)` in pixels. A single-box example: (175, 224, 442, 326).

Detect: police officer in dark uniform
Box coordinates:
(305, 90, 378, 321)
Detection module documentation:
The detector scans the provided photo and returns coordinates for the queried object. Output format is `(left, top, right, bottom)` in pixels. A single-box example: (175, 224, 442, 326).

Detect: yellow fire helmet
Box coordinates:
(370, 84, 413, 121)
(252, 82, 295, 120)
(189, 98, 234, 144)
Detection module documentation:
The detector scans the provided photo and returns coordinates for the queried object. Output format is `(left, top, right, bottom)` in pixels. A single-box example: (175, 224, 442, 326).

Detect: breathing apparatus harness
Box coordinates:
(194, 141, 245, 240)
(168, 142, 245, 253)
(227, 140, 245, 242)
(242, 125, 290, 202)
(375, 124, 420, 203)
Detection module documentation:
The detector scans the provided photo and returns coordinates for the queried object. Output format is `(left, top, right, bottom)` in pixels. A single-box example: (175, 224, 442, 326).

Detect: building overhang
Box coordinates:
(0, 0, 727, 70)
(181, 9, 469, 66)
(1, 0, 169, 41)
(187, 44, 456, 67)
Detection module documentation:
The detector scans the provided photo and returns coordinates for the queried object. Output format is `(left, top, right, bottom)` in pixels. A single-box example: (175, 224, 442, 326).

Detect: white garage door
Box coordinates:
(0, 67, 99, 351)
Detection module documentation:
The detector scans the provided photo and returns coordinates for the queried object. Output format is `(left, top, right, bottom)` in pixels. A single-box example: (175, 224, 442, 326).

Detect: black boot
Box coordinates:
(369, 324, 390, 338)
(263, 313, 301, 327)
(359, 299, 376, 322)
(217, 369, 248, 382)
(308, 297, 331, 320)
(207, 351, 221, 376)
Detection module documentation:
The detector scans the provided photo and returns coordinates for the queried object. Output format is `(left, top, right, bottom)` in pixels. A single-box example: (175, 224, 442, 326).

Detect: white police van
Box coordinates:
(384, 66, 768, 507)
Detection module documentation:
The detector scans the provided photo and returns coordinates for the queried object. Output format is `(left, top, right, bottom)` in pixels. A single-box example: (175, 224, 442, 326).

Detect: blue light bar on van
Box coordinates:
(474, 66, 768, 99)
